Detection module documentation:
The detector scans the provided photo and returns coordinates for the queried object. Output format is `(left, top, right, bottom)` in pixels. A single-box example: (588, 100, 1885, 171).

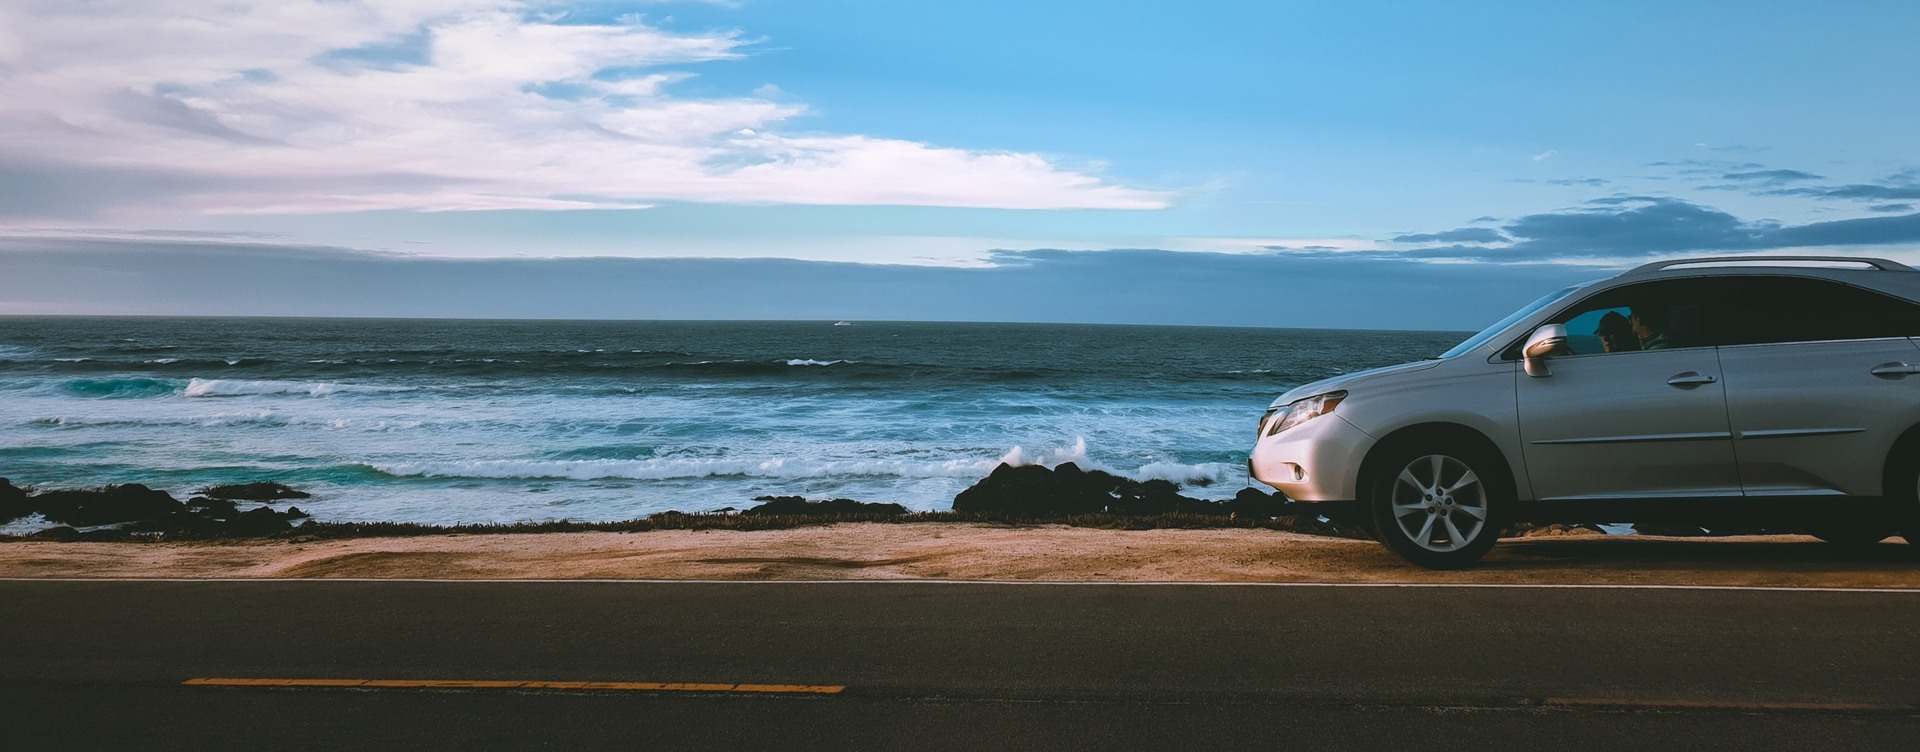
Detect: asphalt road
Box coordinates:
(2, 580, 1917, 751)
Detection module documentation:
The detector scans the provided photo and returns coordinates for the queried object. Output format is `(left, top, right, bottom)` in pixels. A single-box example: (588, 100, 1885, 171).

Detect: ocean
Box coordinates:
(0, 317, 1463, 526)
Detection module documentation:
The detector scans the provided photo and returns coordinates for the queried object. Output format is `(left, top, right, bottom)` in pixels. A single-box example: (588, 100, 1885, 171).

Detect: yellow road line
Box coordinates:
(1546, 697, 1910, 712)
(183, 677, 844, 694)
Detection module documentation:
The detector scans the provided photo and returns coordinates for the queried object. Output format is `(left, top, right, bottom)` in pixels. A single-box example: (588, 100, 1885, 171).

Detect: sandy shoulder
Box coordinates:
(0, 523, 1913, 588)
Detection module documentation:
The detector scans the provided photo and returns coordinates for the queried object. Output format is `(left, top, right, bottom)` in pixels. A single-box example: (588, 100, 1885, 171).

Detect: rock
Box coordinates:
(200, 482, 311, 501)
(225, 506, 293, 536)
(953, 463, 1315, 519)
(0, 478, 30, 524)
(283, 506, 310, 519)
(26, 525, 80, 542)
(744, 496, 909, 516)
(1220, 487, 1293, 518)
(32, 484, 185, 527)
(952, 462, 1141, 515)
(185, 496, 240, 520)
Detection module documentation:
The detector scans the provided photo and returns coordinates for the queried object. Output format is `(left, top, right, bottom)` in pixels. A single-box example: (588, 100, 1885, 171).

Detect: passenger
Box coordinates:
(1630, 306, 1673, 350)
(1596, 311, 1640, 353)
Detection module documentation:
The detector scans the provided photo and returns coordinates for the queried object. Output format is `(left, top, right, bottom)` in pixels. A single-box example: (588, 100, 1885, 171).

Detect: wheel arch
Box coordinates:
(1880, 422, 1920, 497)
(1356, 422, 1519, 506)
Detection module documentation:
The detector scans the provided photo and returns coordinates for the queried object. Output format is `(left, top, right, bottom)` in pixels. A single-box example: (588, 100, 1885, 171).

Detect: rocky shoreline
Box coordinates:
(0, 462, 1857, 543)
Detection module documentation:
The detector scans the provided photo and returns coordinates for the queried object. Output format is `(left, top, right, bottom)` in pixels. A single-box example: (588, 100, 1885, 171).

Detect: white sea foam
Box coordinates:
(994, 437, 1231, 485)
(785, 359, 852, 366)
(54, 357, 91, 363)
(184, 378, 402, 398)
(374, 456, 1004, 481)
(146, 358, 180, 364)
(373, 437, 1232, 486)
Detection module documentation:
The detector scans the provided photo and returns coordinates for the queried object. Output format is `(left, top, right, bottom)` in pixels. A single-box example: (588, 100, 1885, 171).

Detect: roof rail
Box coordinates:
(1621, 255, 1917, 276)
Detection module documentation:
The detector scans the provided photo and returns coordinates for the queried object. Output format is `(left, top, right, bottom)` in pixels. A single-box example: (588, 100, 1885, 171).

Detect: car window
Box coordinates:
(1505, 279, 1706, 358)
(1698, 276, 1920, 346)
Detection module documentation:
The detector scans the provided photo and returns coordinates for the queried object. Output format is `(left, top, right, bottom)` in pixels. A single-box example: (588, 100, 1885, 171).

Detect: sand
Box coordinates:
(0, 523, 1914, 587)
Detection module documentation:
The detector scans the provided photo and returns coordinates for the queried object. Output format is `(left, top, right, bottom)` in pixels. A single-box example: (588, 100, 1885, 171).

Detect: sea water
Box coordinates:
(0, 318, 1463, 525)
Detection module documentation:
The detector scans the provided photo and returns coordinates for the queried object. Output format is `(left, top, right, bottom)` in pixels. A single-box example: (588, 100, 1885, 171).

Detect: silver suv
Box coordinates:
(1250, 256, 1920, 568)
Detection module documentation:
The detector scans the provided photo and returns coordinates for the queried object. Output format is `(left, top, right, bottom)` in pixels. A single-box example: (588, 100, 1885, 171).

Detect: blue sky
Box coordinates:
(2, 0, 1918, 326)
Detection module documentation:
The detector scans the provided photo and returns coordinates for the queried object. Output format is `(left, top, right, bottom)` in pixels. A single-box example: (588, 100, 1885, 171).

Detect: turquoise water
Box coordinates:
(0, 318, 1462, 524)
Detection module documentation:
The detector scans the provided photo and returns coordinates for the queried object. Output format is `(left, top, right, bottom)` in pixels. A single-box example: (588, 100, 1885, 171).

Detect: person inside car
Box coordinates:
(1596, 311, 1641, 353)
(1630, 306, 1673, 350)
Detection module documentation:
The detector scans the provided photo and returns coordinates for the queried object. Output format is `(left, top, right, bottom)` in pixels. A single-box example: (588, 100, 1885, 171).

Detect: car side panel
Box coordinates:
(1720, 337, 1920, 496)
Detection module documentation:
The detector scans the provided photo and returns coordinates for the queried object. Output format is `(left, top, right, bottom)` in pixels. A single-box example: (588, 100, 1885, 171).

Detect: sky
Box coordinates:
(2, 0, 1918, 328)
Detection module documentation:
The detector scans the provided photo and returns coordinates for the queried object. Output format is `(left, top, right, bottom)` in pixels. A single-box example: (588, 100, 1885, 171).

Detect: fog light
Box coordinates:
(1285, 463, 1305, 481)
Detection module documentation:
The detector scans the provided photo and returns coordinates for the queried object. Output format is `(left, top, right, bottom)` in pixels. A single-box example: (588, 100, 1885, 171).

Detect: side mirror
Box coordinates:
(1522, 323, 1568, 378)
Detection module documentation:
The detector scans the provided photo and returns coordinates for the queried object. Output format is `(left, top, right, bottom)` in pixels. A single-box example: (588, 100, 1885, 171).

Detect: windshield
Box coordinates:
(1436, 284, 1583, 359)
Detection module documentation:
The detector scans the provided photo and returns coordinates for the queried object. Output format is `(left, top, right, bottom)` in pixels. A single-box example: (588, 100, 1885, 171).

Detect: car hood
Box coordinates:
(1268, 359, 1443, 408)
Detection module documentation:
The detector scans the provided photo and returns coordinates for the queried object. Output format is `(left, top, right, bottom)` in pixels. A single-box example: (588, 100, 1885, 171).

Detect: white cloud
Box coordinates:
(0, 1, 1169, 220)
(1530, 149, 1559, 162)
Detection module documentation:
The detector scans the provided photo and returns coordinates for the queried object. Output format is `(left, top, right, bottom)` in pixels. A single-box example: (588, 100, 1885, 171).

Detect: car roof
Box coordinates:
(1604, 256, 1920, 301)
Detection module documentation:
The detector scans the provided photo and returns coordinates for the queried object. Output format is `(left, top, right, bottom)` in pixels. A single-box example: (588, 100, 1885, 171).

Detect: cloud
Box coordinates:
(1871, 203, 1915, 213)
(0, 1, 1168, 220)
(1770, 183, 1920, 202)
(1720, 168, 1823, 184)
(1545, 178, 1609, 187)
(1390, 228, 1508, 244)
(1530, 150, 1558, 162)
(1379, 197, 1920, 262)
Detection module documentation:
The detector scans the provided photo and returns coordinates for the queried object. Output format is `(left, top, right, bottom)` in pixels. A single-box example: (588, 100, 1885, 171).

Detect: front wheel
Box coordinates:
(1367, 446, 1506, 569)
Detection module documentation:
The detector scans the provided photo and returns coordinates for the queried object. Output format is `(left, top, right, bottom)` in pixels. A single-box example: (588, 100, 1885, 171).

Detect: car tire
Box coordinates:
(1366, 442, 1507, 569)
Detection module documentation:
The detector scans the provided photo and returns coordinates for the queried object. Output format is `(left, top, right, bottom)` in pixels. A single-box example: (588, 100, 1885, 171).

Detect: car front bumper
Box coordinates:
(1249, 413, 1375, 502)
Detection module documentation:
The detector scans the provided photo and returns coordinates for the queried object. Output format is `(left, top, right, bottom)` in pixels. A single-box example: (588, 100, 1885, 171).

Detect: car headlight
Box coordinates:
(1262, 390, 1346, 437)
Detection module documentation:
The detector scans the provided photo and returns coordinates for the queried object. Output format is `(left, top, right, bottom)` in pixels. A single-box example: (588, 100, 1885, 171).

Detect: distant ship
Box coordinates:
(833, 321, 852, 326)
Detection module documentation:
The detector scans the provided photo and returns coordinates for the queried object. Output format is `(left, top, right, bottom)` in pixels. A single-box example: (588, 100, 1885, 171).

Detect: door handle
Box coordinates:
(1870, 362, 1920, 378)
(1666, 372, 1717, 387)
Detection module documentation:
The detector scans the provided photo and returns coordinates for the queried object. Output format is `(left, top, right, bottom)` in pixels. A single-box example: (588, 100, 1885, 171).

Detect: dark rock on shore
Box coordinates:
(0, 478, 30, 524)
(4, 482, 317, 539)
(25, 526, 80, 542)
(951, 464, 1364, 537)
(951, 462, 1256, 517)
(952, 463, 1135, 516)
(200, 482, 311, 501)
(745, 496, 910, 516)
(225, 506, 295, 535)
(186, 497, 241, 520)
(33, 484, 185, 527)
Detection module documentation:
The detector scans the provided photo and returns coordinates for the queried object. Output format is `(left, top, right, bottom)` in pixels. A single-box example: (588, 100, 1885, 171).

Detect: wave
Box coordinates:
(183, 378, 405, 398)
(61, 378, 182, 398)
(994, 437, 1232, 485)
(368, 437, 1233, 486)
(372, 456, 1004, 482)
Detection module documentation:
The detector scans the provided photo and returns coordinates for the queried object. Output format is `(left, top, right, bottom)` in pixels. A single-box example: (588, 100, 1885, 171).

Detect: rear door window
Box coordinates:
(1698, 276, 1920, 346)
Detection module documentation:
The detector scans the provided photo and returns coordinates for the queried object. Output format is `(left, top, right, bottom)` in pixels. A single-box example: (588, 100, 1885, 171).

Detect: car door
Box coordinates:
(1514, 278, 1743, 500)
(1700, 275, 1920, 497)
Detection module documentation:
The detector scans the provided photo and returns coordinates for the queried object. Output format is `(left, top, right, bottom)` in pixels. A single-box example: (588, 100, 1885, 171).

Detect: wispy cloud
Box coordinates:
(1719, 168, 1823, 184)
(1390, 228, 1508, 244)
(0, 1, 1169, 220)
(1371, 197, 1920, 263)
